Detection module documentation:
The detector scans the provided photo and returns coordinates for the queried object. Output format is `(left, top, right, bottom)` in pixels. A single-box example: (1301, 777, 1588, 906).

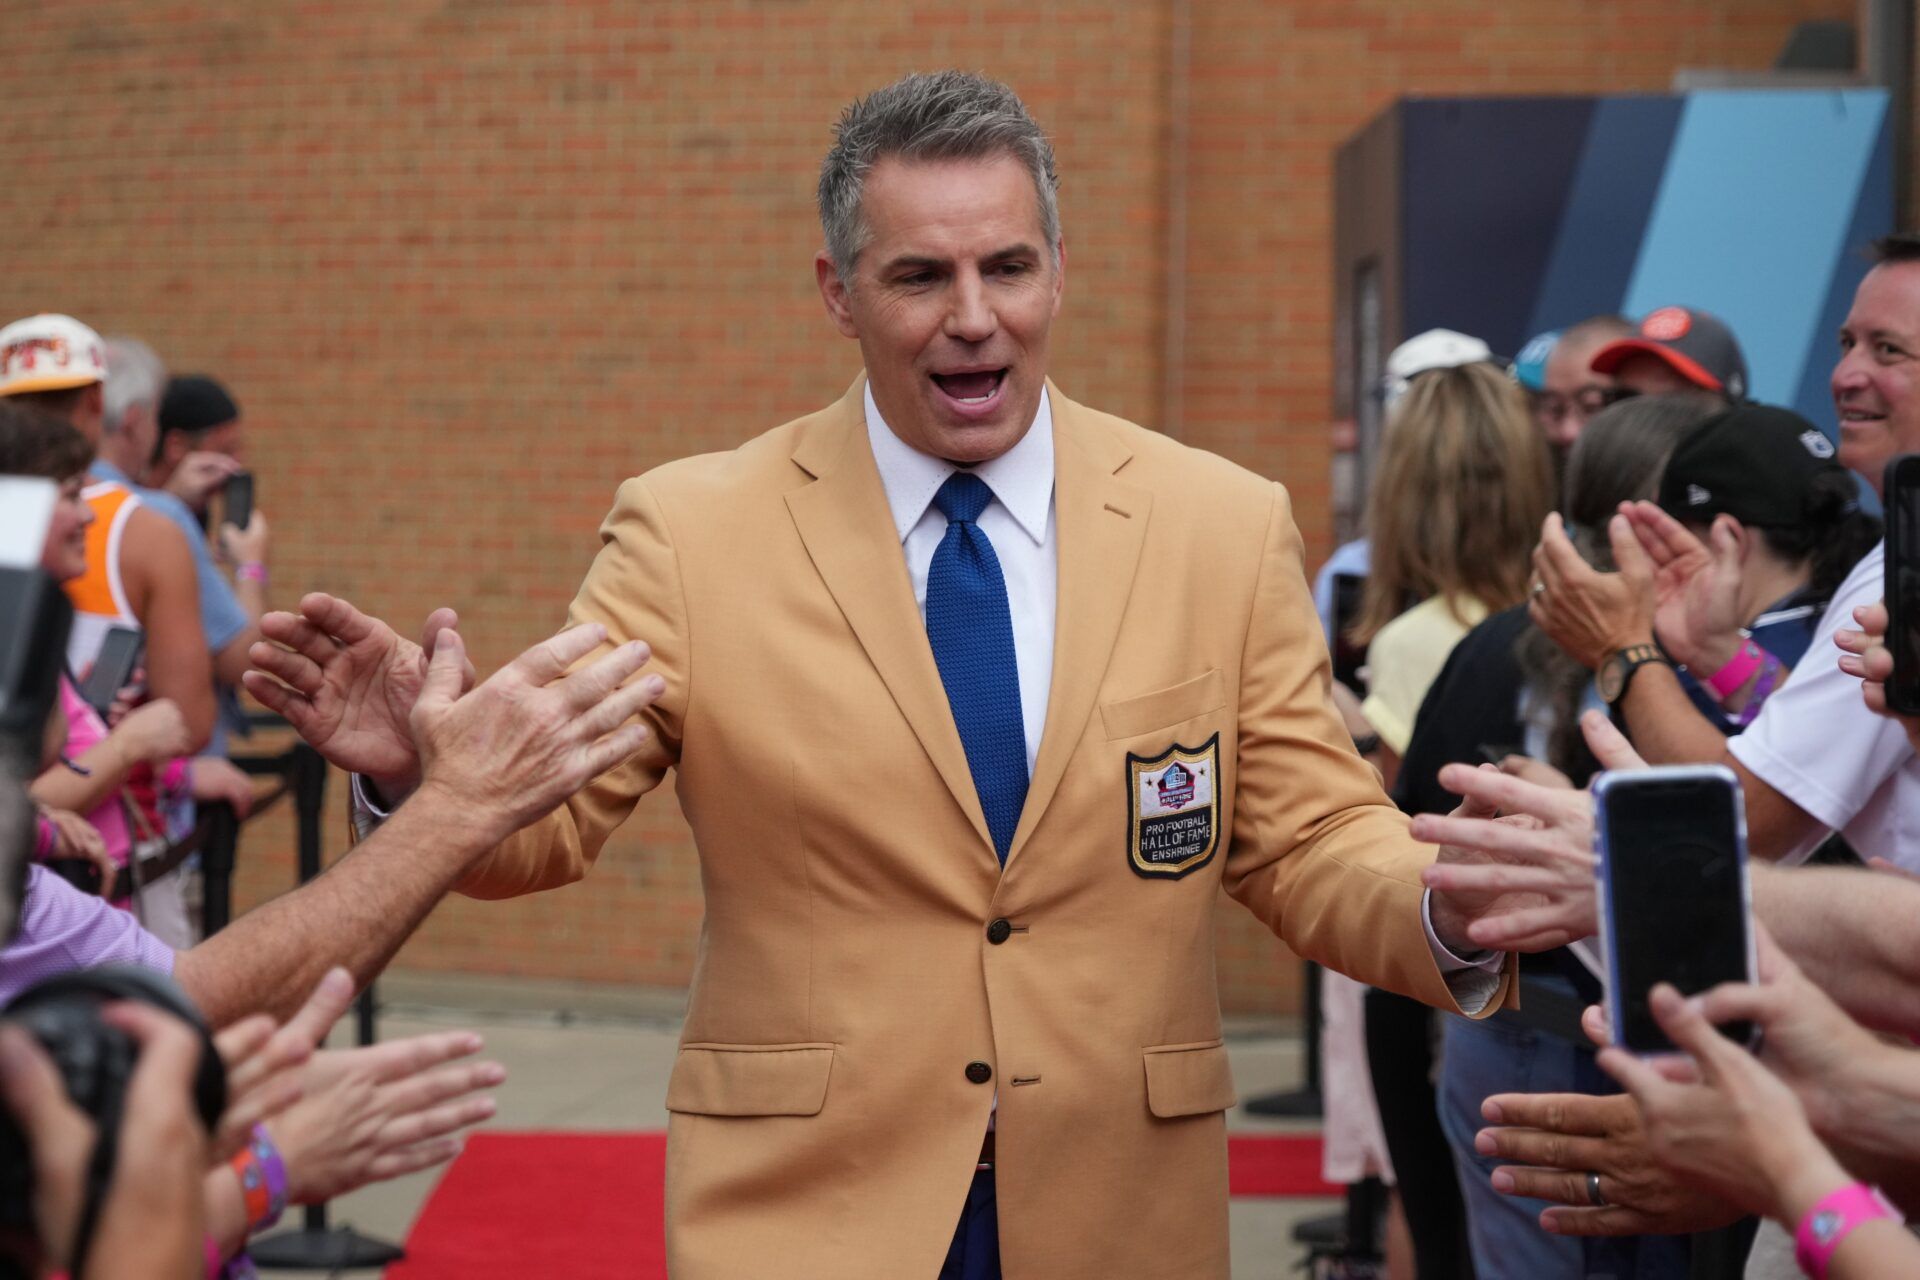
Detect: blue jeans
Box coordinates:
(1438, 980, 1689, 1280)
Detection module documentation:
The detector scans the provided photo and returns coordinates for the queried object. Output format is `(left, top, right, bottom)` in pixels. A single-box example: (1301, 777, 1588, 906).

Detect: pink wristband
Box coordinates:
(235, 562, 267, 584)
(205, 1234, 223, 1279)
(1702, 637, 1763, 700)
(1795, 1182, 1902, 1278)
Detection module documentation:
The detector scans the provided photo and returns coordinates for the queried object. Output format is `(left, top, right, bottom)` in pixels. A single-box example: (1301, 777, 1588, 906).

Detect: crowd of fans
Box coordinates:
(5, 185, 1920, 1280)
(1315, 233, 1920, 1280)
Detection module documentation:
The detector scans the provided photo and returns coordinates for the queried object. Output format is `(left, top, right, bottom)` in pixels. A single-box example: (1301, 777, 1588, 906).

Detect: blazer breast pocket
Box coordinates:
(1100, 669, 1225, 740)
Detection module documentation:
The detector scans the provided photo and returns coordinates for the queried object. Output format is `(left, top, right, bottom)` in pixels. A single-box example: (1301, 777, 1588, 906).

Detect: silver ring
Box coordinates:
(1586, 1171, 1608, 1207)
(1531, 580, 1548, 599)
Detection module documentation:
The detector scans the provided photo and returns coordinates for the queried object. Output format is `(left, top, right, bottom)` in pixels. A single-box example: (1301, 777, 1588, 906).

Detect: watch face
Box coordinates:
(1597, 655, 1625, 703)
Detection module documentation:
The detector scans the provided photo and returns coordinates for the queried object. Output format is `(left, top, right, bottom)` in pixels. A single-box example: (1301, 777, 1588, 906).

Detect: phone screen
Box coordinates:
(1598, 768, 1753, 1054)
(80, 627, 144, 717)
(223, 471, 254, 531)
(1886, 456, 1920, 714)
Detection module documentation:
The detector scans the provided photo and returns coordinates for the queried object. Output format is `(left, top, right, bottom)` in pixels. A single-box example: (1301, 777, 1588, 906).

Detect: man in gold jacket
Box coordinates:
(254, 71, 1525, 1280)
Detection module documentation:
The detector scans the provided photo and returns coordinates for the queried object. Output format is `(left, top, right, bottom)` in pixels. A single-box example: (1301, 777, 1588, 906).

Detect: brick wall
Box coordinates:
(0, 0, 1861, 1012)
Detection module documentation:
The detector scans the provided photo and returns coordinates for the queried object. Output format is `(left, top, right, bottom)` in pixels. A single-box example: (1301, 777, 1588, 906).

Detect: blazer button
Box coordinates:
(986, 918, 1012, 945)
(965, 1061, 993, 1085)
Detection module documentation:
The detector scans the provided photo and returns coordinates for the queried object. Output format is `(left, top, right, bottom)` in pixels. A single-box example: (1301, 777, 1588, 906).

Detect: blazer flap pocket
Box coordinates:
(666, 1042, 836, 1117)
(1101, 669, 1226, 740)
(1143, 1039, 1237, 1118)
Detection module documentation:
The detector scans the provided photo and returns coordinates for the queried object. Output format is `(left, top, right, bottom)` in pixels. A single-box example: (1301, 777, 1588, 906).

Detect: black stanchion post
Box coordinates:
(200, 802, 238, 936)
(247, 745, 405, 1271)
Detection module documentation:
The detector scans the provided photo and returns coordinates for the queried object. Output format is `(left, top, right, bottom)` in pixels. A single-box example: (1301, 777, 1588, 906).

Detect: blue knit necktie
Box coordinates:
(926, 472, 1028, 863)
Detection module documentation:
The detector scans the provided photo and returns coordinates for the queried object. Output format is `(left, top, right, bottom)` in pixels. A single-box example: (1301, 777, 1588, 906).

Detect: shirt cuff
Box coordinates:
(349, 774, 392, 842)
(1422, 887, 1505, 1015)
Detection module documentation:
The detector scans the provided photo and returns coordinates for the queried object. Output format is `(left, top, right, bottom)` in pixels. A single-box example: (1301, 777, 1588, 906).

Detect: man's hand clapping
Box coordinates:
(243, 594, 470, 800)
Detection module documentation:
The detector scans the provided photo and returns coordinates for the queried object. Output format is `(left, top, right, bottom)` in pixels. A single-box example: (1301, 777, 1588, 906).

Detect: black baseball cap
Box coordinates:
(158, 374, 239, 436)
(1591, 306, 1750, 403)
(1656, 404, 1845, 528)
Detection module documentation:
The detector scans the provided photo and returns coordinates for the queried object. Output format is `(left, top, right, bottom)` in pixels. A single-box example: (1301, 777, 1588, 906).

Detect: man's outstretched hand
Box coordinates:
(1420, 710, 1646, 953)
(410, 625, 662, 845)
(243, 593, 472, 799)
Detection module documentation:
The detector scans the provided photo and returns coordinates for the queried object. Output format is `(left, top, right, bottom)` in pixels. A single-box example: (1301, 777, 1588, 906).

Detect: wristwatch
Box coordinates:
(1597, 644, 1672, 705)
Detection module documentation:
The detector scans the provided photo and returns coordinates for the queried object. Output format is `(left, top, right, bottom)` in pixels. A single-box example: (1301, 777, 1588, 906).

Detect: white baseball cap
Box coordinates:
(0, 313, 107, 397)
(1380, 328, 1495, 413)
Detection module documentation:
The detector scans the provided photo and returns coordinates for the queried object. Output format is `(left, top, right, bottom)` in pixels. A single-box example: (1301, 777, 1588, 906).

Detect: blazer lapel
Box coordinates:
(1008, 386, 1151, 864)
(785, 380, 996, 858)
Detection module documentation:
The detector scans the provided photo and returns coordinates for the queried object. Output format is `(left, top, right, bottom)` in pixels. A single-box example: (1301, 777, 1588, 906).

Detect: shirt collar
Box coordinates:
(863, 381, 1054, 547)
(89, 459, 130, 486)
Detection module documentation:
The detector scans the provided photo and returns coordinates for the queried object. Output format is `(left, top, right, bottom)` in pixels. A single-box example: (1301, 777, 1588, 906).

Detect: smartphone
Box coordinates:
(1884, 454, 1920, 714)
(1593, 765, 1756, 1055)
(222, 470, 254, 531)
(79, 626, 144, 718)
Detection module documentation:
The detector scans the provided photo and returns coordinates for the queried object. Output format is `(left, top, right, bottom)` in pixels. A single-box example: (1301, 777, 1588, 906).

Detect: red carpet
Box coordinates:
(386, 1130, 1335, 1279)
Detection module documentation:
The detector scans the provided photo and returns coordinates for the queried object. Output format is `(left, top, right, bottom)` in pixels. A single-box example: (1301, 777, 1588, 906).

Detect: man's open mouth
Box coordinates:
(931, 368, 1008, 408)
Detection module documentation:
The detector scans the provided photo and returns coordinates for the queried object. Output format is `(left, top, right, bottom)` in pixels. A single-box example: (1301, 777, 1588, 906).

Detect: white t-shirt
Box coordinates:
(1728, 543, 1920, 868)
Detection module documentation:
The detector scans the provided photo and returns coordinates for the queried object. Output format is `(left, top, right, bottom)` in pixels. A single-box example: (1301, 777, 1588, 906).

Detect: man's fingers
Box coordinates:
(1644, 985, 1740, 1080)
(1608, 513, 1652, 583)
(508, 623, 610, 687)
(1431, 762, 1581, 826)
(248, 639, 325, 698)
(1414, 810, 1592, 868)
(213, 1015, 276, 1071)
(363, 1031, 485, 1085)
(418, 631, 470, 710)
(1473, 1123, 1605, 1171)
(379, 1059, 507, 1119)
(1537, 1205, 1659, 1237)
(1579, 710, 1646, 771)
(578, 724, 653, 782)
(1854, 601, 1889, 635)
(365, 1136, 465, 1183)
(1463, 906, 1580, 952)
(1481, 1091, 1621, 1137)
(1489, 1165, 1597, 1208)
(556, 641, 654, 714)
(1536, 513, 1592, 584)
(378, 1090, 499, 1150)
(572, 670, 666, 742)
(283, 968, 356, 1049)
(240, 671, 309, 725)
(297, 592, 380, 647)
(1581, 1003, 1610, 1048)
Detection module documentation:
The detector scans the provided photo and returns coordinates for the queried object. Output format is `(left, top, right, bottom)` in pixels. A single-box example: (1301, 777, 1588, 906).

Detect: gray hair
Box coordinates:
(818, 71, 1061, 286)
(102, 336, 167, 437)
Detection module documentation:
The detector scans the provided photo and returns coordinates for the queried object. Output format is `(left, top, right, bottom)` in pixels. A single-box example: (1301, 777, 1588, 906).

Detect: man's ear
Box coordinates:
(1050, 236, 1066, 319)
(816, 252, 859, 339)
